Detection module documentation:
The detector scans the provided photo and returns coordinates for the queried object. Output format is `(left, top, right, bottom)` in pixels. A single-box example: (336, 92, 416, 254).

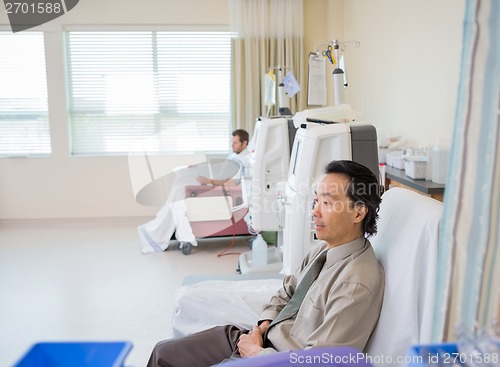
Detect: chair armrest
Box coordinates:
(185, 185, 245, 207)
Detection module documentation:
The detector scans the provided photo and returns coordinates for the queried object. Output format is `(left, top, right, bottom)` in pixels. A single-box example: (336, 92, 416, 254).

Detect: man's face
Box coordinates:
(312, 173, 365, 248)
(231, 135, 247, 154)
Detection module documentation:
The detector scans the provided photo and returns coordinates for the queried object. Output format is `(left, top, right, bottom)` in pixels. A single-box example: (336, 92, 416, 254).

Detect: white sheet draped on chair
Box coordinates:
(365, 188, 443, 366)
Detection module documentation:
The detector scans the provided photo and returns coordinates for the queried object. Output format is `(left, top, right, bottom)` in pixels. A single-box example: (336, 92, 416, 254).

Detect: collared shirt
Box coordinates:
(228, 148, 251, 181)
(259, 236, 385, 354)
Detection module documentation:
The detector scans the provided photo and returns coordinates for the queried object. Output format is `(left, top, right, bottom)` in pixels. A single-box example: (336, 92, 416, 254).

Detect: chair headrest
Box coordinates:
(366, 188, 443, 365)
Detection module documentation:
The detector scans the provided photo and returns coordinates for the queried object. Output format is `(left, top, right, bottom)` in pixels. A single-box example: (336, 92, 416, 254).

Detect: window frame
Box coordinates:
(0, 29, 52, 158)
(63, 25, 234, 157)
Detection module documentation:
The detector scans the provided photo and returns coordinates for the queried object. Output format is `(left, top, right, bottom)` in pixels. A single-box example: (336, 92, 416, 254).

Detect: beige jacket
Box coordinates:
(259, 237, 385, 354)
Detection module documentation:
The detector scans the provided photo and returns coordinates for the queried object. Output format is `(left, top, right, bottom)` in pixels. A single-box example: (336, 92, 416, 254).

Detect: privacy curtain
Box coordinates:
(433, 0, 500, 341)
(229, 0, 305, 134)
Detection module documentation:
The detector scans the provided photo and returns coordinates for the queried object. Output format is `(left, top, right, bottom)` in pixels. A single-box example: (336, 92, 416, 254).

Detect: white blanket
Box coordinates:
(172, 279, 283, 337)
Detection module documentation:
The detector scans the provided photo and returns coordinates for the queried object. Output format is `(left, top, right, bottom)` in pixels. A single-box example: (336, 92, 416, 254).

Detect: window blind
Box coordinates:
(0, 32, 51, 157)
(66, 31, 232, 156)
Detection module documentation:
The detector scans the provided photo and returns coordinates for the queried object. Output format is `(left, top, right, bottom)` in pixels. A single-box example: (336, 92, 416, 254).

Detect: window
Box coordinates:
(65, 31, 232, 156)
(0, 32, 51, 157)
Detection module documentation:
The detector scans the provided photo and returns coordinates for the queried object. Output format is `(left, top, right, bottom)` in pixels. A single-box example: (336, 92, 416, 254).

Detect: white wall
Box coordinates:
(303, 0, 344, 108)
(0, 0, 466, 220)
(342, 0, 465, 145)
(0, 0, 228, 220)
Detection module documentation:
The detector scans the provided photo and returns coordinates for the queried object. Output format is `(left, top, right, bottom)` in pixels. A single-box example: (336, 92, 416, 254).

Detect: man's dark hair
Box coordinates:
(324, 160, 383, 236)
(232, 129, 249, 144)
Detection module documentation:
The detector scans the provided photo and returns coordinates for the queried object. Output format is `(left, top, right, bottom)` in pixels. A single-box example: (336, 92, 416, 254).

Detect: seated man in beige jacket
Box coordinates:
(147, 160, 385, 367)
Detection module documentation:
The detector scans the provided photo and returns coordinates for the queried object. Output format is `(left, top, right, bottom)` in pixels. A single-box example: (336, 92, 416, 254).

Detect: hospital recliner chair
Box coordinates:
(177, 184, 250, 254)
(128, 152, 250, 255)
(184, 184, 249, 238)
(172, 187, 443, 366)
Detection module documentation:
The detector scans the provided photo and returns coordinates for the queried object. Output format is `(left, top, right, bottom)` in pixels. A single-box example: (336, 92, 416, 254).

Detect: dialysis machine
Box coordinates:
(246, 116, 295, 232)
(239, 116, 295, 273)
(240, 116, 378, 275)
(281, 120, 379, 275)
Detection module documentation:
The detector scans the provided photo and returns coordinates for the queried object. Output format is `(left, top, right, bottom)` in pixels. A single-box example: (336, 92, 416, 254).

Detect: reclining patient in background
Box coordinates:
(138, 129, 251, 254)
(147, 160, 385, 367)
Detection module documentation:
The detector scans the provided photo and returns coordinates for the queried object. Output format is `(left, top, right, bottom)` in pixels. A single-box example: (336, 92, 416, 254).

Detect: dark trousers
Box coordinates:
(147, 325, 248, 367)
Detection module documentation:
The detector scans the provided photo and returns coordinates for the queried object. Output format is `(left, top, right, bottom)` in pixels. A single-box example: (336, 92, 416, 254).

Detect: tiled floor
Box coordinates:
(0, 221, 251, 367)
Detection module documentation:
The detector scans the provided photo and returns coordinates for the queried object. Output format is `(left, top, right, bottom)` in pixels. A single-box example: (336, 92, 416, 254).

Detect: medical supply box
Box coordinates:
(14, 341, 132, 367)
(405, 156, 427, 180)
(431, 141, 451, 184)
(385, 150, 405, 169)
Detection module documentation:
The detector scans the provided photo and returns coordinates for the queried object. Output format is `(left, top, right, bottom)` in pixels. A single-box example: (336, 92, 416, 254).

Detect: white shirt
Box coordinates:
(229, 148, 251, 180)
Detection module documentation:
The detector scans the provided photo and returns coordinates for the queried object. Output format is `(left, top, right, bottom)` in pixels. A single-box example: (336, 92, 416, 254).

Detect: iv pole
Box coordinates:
(276, 65, 292, 116)
(314, 39, 359, 106)
(332, 40, 345, 106)
(268, 65, 292, 116)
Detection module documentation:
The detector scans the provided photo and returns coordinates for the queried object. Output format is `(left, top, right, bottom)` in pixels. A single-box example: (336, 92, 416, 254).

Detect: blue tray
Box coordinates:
(14, 341, 133, 367)
(408, 343, 459, 366)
